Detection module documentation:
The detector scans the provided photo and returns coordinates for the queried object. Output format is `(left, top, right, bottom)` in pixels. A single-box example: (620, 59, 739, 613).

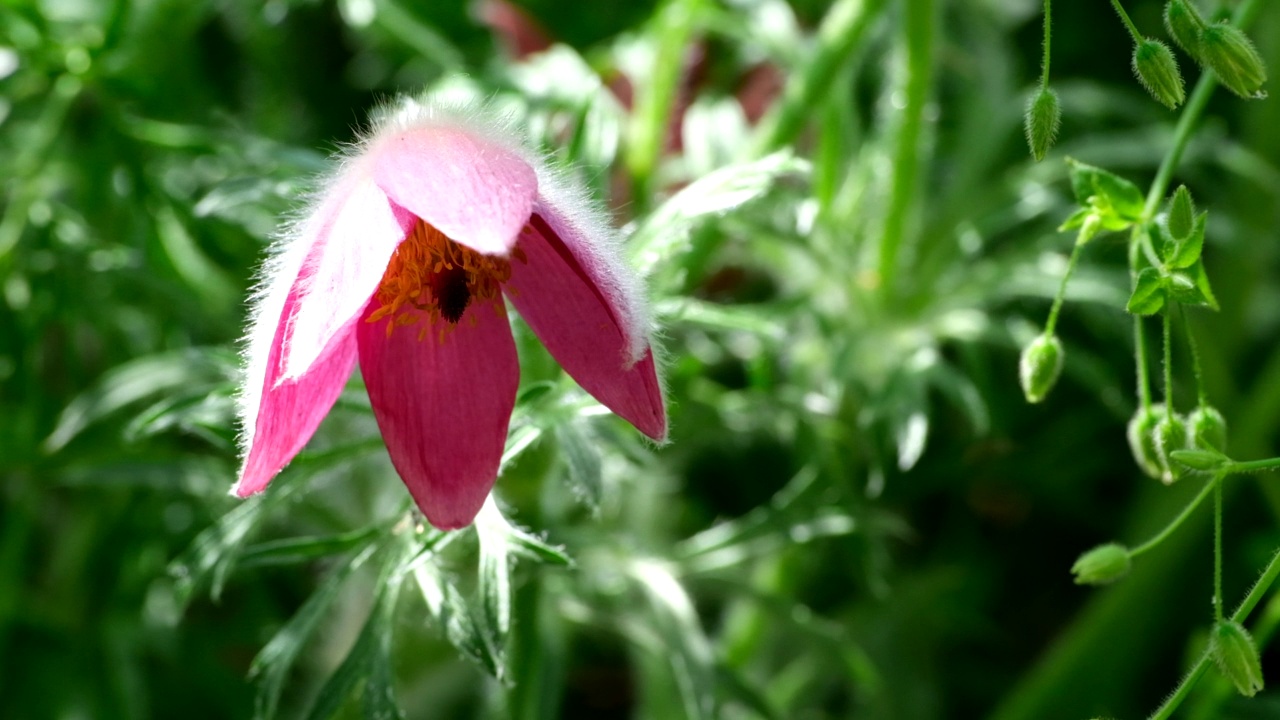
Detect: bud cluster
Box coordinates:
(1126, 403, 1227, 483)
(1163, 0, 1268, 99)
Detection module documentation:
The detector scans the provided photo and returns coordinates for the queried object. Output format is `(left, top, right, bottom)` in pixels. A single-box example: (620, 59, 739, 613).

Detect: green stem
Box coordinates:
(1044, 239, 1084, 335)
(1148, 545, 1280, 720)
(627, 0, 702, 211)
(1109, 0, 1145, 44)
(1228, 456, 1280, 474)
(749, 0, 888, 158)
(1213, 474, 1224, 621)
(1163, 307, 1175, 418)
(1182, 307, 1208, 407)
(876, 0, 935, 298)
(1129, 474, 1218, 558)
(1041, 0, 1053, 90)
(1136, 317, 1153, 409)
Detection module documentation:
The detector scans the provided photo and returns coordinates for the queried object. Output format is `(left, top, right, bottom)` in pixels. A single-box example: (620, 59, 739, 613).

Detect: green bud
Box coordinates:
(1169, 448, 1228, 472)
(1127, 404, 1165, 479)
(1071, 543, 1132, 585)
(1201, 23, 1268, 99)
(1024, 87, 1061, 163)
(1210, 620, 1264, 697)
(1154, 412, 1189, 484)
(1167, 185, 1195, 241)
(1134, 39, 1186, 109)
(1019, 334, 1064, 404)
(1187, 405, 1228, 452)
(1164, 0, 1204, 61)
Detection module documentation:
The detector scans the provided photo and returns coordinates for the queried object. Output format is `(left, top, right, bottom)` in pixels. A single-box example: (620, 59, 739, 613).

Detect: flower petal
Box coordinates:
(235, 284, 357, 497)
(282, 181, 416, 381)
(506, 209, 666, 440)
(356, 299, 520, 530)
(370, 125, 537, 255)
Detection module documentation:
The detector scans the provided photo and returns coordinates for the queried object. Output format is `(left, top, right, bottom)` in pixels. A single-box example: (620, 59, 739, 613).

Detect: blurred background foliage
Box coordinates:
(2, 0, 1280, 718)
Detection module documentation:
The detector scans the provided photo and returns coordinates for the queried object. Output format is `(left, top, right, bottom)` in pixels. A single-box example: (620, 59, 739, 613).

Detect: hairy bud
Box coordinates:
(1201, 23, 1268, 99)
(1167, 185, 1195, 241)
(1164, 0, 1204, 61)
(1210, 620, 1265, 697)
(1019, 334, 1064, 404)
(1024, 87, 1061, 162)
(1071, 543, 1132, 585)
(1187, 405, 1228, 452)
(1127, 404, 1164, 479)
(1134, 39, 1186, 109)
(1154, 412, 1189, 484)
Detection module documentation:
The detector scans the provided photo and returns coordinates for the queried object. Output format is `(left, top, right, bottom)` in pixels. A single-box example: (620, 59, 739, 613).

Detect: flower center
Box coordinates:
(367, 220, 522, 340)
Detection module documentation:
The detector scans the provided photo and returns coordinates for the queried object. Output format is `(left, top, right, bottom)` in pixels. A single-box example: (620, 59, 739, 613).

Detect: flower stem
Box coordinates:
(1228, 456, 1280, 474)
(1129, 474, 1218, 558)
(1136, 317, 1153, 409)
(1148, 544, 1280, 720)
(1182, 308, 1208, 407)
(1040, 0, 1053, 91)
(876, 0, 935, 298)
(1044, 239, 1084, 335)
(1109, 0, 1145, 44)
(1214, 474, 1224, 622)
(1163, 306, 1174, 419)
(749, 0, 888, 158)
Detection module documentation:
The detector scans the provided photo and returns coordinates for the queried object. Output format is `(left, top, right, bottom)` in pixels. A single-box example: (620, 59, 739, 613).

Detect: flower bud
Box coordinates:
(1154, 412, 1189, 484)
(1127, 404, 1164, 479)
(1071, 543, 1132, 585)
(1167, 185, 1195, 241)
(1187, 405, 1228, 452)
(1024, 87, 1061, 163)
(1134, 39, 1186, 109)
(1201, 23, 1268, 99)
(1019, 334, 1064, 404)
(1164, 0, 1204, 61)
(1169, 448, 1228, 472)
(1210, 620, 1264, 697)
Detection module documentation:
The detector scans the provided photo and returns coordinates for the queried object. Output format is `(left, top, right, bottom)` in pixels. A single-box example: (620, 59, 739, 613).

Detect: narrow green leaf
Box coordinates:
(1065, 158, 1144, 221)
(1188, 258, 1219, 310)
(555, 422, 603, 512)
(250, 543, 379, 720)
(630, 151, 810, 271)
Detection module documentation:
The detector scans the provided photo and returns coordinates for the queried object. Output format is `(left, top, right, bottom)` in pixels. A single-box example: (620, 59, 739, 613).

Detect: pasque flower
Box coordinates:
(233, 96, 666, 529)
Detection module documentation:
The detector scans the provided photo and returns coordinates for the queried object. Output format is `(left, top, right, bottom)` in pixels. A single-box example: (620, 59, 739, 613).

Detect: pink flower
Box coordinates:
(233, 97, 666, 530)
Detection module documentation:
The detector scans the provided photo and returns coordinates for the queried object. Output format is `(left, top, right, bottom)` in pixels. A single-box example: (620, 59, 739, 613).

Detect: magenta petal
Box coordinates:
(356, 300, 520, 530)
(506, 211, 666, 440)
(282, 181, 415, 381)
(370, 126, 537, 255)
(235, 286, 357, 496)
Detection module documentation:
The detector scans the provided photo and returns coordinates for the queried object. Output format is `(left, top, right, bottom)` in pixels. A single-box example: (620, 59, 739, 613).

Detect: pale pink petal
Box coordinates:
(282, 181, 416, 381)
(356, 299, 520, 530)
(506, 210, 666, 440)
(235, 285, 357, 496)
(370, 125, 537, 255)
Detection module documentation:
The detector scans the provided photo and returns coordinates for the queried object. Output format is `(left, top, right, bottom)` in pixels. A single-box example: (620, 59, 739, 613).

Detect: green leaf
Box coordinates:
(250, 543, 379, 720)
(1187, 258, 1219, 310)
(1126, 267, 1166, 315)
(1066, 158, 1144, 221)
(1057, 207, 1090, 232)
(304, 547, 408, 720)
(554, 422, 603, 512)
(630, 151, 809, 272)
(43, 348, 236, 453)
(1169, 211, 1207, 269)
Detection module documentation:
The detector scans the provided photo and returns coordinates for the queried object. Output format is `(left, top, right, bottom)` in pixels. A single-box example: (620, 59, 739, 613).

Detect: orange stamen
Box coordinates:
(367, 220, 515, 340)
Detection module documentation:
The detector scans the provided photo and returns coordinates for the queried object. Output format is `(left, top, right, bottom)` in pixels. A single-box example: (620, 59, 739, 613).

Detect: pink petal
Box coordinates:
(235, 284, 357, 496)
(356, 299, 520, 530)
(282, 181, 416, 381)
(506, 209, 666, 440)
(370, 125, 537, 256)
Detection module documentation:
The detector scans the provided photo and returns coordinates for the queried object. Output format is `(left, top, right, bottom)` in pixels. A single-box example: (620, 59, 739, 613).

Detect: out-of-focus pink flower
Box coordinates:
(233, 97, 666, 530)
(474, 0, 552, 59)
